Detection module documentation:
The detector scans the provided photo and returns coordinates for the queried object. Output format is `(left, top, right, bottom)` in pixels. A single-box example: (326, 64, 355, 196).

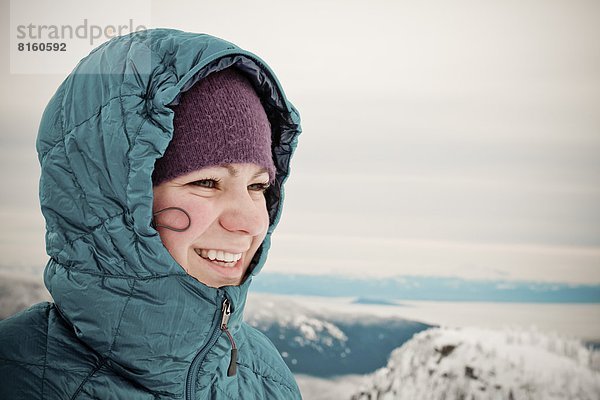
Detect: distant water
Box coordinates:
(253, 273, 600, 303)
(281, 295, 600, 342)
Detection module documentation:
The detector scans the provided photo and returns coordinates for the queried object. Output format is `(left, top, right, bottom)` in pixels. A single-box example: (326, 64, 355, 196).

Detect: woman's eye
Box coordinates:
(191, 179, 220, 188)
(249, 182, 270, 192)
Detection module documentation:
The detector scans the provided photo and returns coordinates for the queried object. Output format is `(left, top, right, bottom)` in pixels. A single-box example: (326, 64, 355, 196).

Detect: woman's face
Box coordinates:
(152, 163, 271, 288)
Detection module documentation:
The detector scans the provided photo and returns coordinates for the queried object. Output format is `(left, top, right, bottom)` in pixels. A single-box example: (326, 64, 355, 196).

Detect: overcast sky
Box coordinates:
(1, 0, 599, 284)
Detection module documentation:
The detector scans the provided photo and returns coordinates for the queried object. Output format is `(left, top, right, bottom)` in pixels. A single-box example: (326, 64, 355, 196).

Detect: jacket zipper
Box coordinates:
(185, 294, 238, 399)
(220, 298, 238, 376)
(185, 292, 224, 400)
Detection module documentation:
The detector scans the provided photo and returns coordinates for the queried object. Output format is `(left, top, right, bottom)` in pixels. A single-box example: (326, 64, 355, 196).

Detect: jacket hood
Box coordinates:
(36, 28, 301, 396)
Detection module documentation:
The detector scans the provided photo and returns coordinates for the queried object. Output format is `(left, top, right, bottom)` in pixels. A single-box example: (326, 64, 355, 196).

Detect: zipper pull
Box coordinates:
(221, 299, 231, 329)
(221, 298, 238, 376)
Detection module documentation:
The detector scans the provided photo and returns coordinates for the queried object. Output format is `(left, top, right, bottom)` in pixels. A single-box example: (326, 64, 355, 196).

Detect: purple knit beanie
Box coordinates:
(152, 67, 276, 186)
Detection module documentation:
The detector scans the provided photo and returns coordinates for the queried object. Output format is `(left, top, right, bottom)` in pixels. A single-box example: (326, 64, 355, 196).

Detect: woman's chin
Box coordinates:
(185, 252, 246, 287)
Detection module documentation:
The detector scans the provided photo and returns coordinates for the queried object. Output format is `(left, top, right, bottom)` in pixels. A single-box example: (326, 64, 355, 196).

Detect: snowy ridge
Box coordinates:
(352, 326, 600, 400)
(245, 294, 350, 356)
(244, 293, 431, 375)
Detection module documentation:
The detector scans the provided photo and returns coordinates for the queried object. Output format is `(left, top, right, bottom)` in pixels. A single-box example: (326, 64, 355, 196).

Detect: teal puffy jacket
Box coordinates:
(0, 29, 302, 399)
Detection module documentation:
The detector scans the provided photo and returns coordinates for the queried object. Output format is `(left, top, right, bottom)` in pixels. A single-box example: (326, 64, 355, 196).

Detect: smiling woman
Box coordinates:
(150, 68, 276, 290)
(153, 163, 271, 288)
(0, 29, 302, 399)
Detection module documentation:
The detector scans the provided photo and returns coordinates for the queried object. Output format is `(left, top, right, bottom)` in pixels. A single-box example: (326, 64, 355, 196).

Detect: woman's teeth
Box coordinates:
(195, 249, 242, 265)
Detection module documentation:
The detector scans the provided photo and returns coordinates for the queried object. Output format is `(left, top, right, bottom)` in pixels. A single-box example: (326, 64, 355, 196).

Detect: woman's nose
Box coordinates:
(219, 190, 268, 236)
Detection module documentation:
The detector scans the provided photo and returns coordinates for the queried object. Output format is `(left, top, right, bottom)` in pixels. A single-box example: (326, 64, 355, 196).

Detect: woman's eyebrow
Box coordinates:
(251, 167, 269, 179)
(220, 164, 268, 179)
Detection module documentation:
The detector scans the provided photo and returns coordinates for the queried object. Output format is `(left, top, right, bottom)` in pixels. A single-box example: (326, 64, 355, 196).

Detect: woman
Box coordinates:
(0, 28, 302, 399)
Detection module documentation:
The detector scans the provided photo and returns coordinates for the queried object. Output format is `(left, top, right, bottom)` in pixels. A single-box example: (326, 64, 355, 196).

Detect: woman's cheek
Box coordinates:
(156, 209, 189, 231)
(153, 196, 208, 246)
(185, 200, 214, 231)
(157, 231, 181, 260)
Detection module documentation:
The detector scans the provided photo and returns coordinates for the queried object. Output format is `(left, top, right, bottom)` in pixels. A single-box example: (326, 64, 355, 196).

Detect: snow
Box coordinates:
(294, 314, 348, 345)
(352, 326, 600, 400)
(245, 293, 349, 354)
(296, 374, 368, 400)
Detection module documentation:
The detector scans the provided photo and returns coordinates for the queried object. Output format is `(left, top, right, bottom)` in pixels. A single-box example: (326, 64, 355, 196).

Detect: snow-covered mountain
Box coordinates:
(351, 326, 600, 400)
(245, 293, 431, 376)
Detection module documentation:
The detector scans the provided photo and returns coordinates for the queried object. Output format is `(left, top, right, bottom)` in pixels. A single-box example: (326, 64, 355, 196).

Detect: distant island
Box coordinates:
(352, 297, 400, 306)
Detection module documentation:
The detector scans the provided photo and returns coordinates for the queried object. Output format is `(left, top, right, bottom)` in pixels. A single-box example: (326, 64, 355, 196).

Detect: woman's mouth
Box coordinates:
(194, 248, 243, 268)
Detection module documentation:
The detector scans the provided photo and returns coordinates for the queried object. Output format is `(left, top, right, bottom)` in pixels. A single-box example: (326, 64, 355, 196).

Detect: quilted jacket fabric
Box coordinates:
(0, 28, 302, 399)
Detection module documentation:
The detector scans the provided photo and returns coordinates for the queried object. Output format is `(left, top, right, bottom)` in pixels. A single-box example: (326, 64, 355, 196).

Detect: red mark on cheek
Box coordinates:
(153, 207, 191, 232)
